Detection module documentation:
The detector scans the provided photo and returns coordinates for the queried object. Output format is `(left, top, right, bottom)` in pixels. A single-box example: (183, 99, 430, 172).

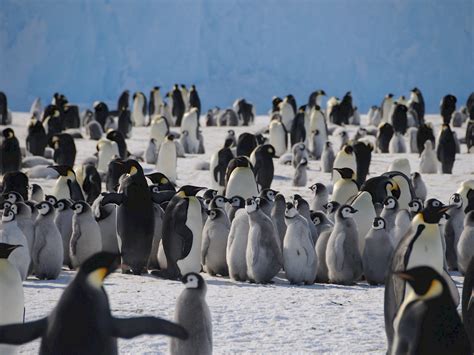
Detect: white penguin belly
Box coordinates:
(225, 168, 258, 200)
(269, 124, 286, 157)
(97, 141, 120, 173)
(157, 142, 177, 183)
(406, 225, 444, 272)
(177, 197, 203, 275)
(150, 120, 167, 145)
(53, 176, 72, 200)
(332, 180, 358, 205)
(227, 211, 249, 280)
(132, 97, 145, 126)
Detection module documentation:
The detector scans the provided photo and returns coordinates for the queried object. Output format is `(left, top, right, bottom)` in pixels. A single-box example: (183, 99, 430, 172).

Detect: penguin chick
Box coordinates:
(419, 140, 438, 174)
(293, 157, 308, 187)
(444, 193, 465, 271)
(411, 172, 427, 201)
(456, 211, 474, 274)
(321, 141, 335, 173)
(201, 208, 230, 276)
(380, 196, 399, 236)
(309, 183, 329, 212)
(54, 199, 74, 268)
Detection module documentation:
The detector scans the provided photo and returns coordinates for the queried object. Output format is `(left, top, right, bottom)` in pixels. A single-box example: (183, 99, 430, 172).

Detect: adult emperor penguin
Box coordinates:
(283, 202, 317, 285)
(278, 96, 295, 129)
(224, 156, 258, 200)
(0, 252, 187, 353)
(117, 109, 132, 139)
(82, 164, 102, 205)
(269, 113, 288, 157)
(149, 86, 163, 117)
(350, 191, 377, 254)
(181, 108, 200, 153)
(106, 130, 128, 159)
(0, 207, 30, 281)
(384, 198, 459, 348)
(245, 197, 282, 283)
(0, 243, 24, 355)
(201, 208, 230, 276)
(49, 165, 85, 201)
(457, 211, 474, 274)
(331, 167, 359, 204)
(391, 103, 408, 134)
(326, 205, 362, 284)
(170, 273, 212, 355)
(290, 106, 306, 146)
(54, 199, 74, 268)
(70, 201, 102, 269)
(50, 133, 76, 167)
(376, 122, 394, 153)
(408, 87, 425, 124)
(309, 183, 329, 212)
(250, 144, 275, 190)
(101, 160, 155, 275)
(189, 84, 201, 117)
(26, 117, 48, 156)
(419, 140, 438, 174)
(437, 123, 456, 174)
(1, 128, 21, 174)
(210, 138, 234, 194)
(169, 84, 185, 126)
(440, 94, 457, 125)
(388, 133, 407, 153)
(390, 267, 471, 355)
(444, 193, 465, 271)
(97, 138, 120, 174)
(332, 145, 357, 184)
(321, 141, 335, 173)
(131, 91, 147, 127)
(380, 93, 394, 123)
(157, 134, 178, 184)
(352, 141, 373, 186)
(150, 115, 169, 146)
(309, 104, 327, 141)
(32, 201, 63, 280)
(362, 217, 393, 285)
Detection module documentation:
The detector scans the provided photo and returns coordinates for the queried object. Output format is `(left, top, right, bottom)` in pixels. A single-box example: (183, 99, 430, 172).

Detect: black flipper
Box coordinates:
(101, 193, 124, 206)
(111, 317, 188, 340)
(0, 318, 47, 345)
(151, 191, 176, 204)
(68, 180, 85, 202)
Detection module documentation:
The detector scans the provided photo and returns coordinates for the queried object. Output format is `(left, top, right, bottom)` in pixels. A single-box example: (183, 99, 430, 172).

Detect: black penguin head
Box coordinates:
(229, 196, 245, 208)
(211, 195, 228, 209)
(45, 195, 58, 206)
(203, 189, 218, 201)
(263, 144, 275, 157)
(178, 185, 206, 198)
(224, 138, 234, 148)
(387, 181, 401, 200)
(309, 182, 325, 194)
(2, 128, 15, 138)
(72, 201, 90, 215)
(311, 211, 326, 226)
(0, 201, 12, 211)
(285, 202, 298, 218)
(325, 141, 332, 148)
(343, 145, 353, 155)
(124, 159, 143, 176)
(166, 134, 175, 141)
(207, 208, 224, 221)
(1, 206, 15, 223)
(4, 191, 23, 204)
(449, 193, 463, 209)
(227, 129, 235, 137)
(333, 167, 354, 179)
(146, 173, 175, 191)
(383, 196, 398, 210)
(245, 197, 259, 213)
(387, 93, 394, 99)
(338, 205, 358, 219)
(420, 199, 453, 224)
(395, 266, 446, 299)
(80, 252, 121, 289)
(48, 165, 75, 178)
(408, 199, 423, 213)
(182, 272, 206, 291)
(411, 172, 421, 180)
(36, 201, 54, 216)
(191, 84, 196, 91)
(324, 201, 340, 214)
(55, 199, 72, 211)
(373, 217, 386, 230)
(0, 243, 22, 259)
(260, 189, 278, 202)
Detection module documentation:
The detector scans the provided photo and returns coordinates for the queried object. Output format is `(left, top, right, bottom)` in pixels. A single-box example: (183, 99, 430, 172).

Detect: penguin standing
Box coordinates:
(419, 140, 438, 174)
(408, 87, 425, 124)
(85, 120, 104, 140)
(411, 172, 427, 201)
(352, 141, 373, 185)
(326, 205, 362, 284)
(278, 97, 295, 129)
(1, 128, 21, 174)
(70, 201, 102, 269)
(440, 94, 457, 125)
(157, 135, 178, 184)
(97, 138, 120, 174)
(308, 89, 326, 109)
(309, 183, 329, 212)
(331, 168, 358, 205)
(150, 115, 169, 146)
(210, 139, 234, 194)
(49, 165, 85, 201)
(11, 202, 35, 265)
(416, 123, 435, 154)
(189, 84, 201, 118)
(224, 156, 258, 200)
(457, 211, 474, 274)
(391, 104, 408, 134)
(315, 228, 332, 283)
(169, 85, 185, 126)
(283, 203, 317, 285)
(50, 133, 76, 167)
(54, 199, 74, 268)
(0, 92, 11, 125)
(269, 114, 288, 157)
(321, 141, 335, 173)
(245, 197, 282, 283)
(437, 124, 456, 174)
(444, 193, 465, 271)
(32, 201, 63, 280)
(170, 273, 212, 355)
(82, 164, 102, 204)
(388, 133, 407, 153)
(181, 108, 200, 153)
(0, 207, 30, 281)
(408, 127, 418, 153)
(226, 208, 250, 281)
(0, 252, 187, 353)
(149, 86, 163, 118)
(0, 243, 24, 355)
(350, 191, 377, 254)
(362, 217, 393, 285)
(381, 93, 394, 123)
(310, 129, 325, 160)
(290, 106, 306, 146)
(201, 208, 230, 276)
(380, 196, 399, 236)
(376, 123, 394, 153)
(291, 157, 307, 187)
(26, 117, 48, 156)
(293, 195, 318, 245)
(292, 142, 308, 168)
(91, 195, 119, 254)
(145, 138, 158, 164)
(106, 130, 128, 159)
(250, 144, 275, 190)
(101, 160, 155, 275)
(93, 101, 109, 130)
(131, 92, 147, 127)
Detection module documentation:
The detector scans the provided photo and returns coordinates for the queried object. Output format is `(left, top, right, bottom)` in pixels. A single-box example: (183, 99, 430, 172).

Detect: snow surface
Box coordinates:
(3, 112, 473, 354)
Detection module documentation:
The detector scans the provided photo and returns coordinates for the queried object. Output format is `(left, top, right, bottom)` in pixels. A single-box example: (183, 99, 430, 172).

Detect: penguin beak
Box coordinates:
(439, 205, 455, 213)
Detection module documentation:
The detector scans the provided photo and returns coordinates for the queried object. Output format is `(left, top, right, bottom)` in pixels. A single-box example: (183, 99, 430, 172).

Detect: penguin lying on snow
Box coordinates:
(0, 252, 188, 353)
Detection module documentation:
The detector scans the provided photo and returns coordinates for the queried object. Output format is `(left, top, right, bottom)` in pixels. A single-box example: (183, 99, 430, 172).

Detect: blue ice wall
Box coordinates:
(0, 0, 473, 113)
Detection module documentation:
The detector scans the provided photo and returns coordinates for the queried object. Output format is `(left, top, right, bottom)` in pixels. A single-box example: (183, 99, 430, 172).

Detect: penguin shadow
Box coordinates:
(23, 271, 75, 290)
(273, 175, 291, 181)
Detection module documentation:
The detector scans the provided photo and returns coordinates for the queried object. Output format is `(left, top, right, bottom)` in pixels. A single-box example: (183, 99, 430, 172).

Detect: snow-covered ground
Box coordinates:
(3, 112, 473, 353)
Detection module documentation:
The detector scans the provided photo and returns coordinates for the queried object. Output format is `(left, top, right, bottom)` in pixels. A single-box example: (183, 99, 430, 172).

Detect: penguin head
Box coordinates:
(80, 252, 121, 289)
(45, 195, 58, 206)
(1, 206, 15, 223)
(411, 172, 421, 180)
(166, 134, 175, 142)
(55, 199, 72, 211)
(202, 189, 218, 201)
(178, 185, 206, 198)
(260, 189, 278, 202)
(311, 211, 326, 226)
(395, 266, 446, 300)
(449, 193, 463, 209)
(324, 201, 340, 214)
(338, 205, 358, 219)
(207, 208, 224, 221)
(0, 201, 12, 211)
(333, 167, 355, 179)
(4, 191, 23, 204)
(420, 199, 453, 224)
(383, 196, 398, 210)
(124, 159, 143, 176)
(309, 182, 325, 194)
(229, 196, 245, 208)
(72, 201, 90, 215)
(211, 195, 228, 209)
(191, 84, 196, 91)
(386, 93, 394, 99)
(285, 202, 298, 218)
(146, 173, 175, 191)
(325, 141, 332, 149)
(227, 129, 235, 137)
(264, 145, 275, 157)
(0, 243, 22, 259)
(245, 197, 259, 213)
(408, 199, 423, 214)
(343, 145, 353, 155)
(2, 128, 15, 139)
(182, 272, 206, 291)
(37, 201, 55, 216)
(49, 165, 75, 179)
(372, 217, 386, 230)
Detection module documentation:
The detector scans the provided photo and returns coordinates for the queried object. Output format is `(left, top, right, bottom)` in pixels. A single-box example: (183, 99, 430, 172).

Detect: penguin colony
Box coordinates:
(0, 87, 473, 353)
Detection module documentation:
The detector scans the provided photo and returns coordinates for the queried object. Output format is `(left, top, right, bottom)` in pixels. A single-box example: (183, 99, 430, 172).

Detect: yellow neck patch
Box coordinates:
(86, 267, 108, 288)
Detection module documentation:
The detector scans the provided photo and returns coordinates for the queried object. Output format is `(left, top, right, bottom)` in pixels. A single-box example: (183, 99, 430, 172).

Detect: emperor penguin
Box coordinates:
(145, 138, 159, 164)
(352, 141, 373, 186)
(0, 243, 24, 355)
(150, 115, 169, 146)
(388, 133, 407, 153)
(419, 140, 438, 174)
(362, 217, 393, 285)
(283, 202, 317, 285)
(309, 106, 327, 148)
(331, 167, 359, 204)
(224, 156, 258, 200)
(54, 199, 74, 267)
(149, 86, 163, 117)
(269, 113, 288, 157)
(181, 108, 200, 153)
(315, 228, 332, 283)
(82, 164, 102, 205)
(310, 129, 325, 160)
(321, 141, 335, 173)
(0, 253, 187, 353)
(50, 133, 77, 167)
(201, 208, 230, 276)
(170, 273, 212, 355)
(271, 193, 286, 248)
(332, 145, 357, 184)
(154, 186, 205, 279)
(308, 89, 326, 109)
(380, 196, 399, 236)
(96, 138, 120, 174)
(350, 191, 377, 254)
(325, 201, 341, 224)
(309, 183, 329, 212)
(290, 106, 306, 146)
(408, 127, 418, 153)
(388, 158, 411, 178)
(1, 128, 21, 174)
(0, 207, 30, 281)
(26, 117, 48, 156)
(157, 135, 178, 184)
(381, 93, 394, 123)
(245, 197, 282, 283)
(293, 157, 308, 187)
(32, 201, 63, 280)
(293, 195, 318, 245)
(368, 106, 382, 126)
(209, 138, 234, 194)
(91, 195, 119, 254)
(49, 165, 85, 202)
(437, 123, 456, 174)
(383, 171, 416, 211)
(325, 205, 362, 284)
(457, 211, 474, 274)
(291, 142, 308, 168)
(278, 97, 295, 129)
(444, 193, 465, 271)
(250, 144, 275, 190)
(131, 91, 147, 127)
(226, 207, 250, 281)
(384, 199, 459, 348)
(311, 211, 333, 236)
(10, 202, 35, 262)
(85, 120, 103, 140)
(227, 195, 245, 223)
(70, 201, 102, 269)
(376, 122, 394, 153)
